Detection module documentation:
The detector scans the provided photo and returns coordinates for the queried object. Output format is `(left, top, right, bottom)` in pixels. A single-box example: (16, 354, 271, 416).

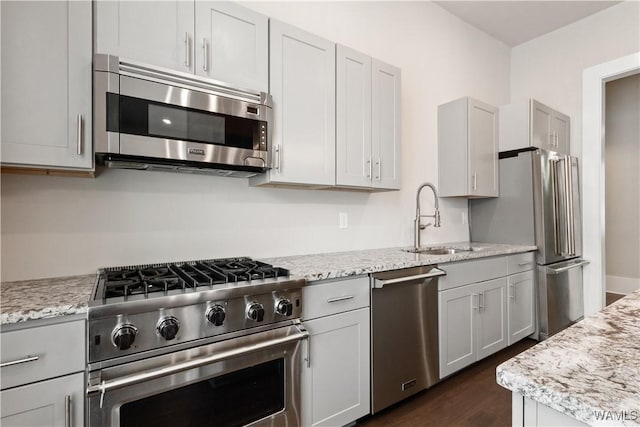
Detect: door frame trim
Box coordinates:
(582, 52, 640, 315)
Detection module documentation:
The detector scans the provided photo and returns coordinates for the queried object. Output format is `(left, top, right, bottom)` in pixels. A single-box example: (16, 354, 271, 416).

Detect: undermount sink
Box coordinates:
(404, 246, 485, 255)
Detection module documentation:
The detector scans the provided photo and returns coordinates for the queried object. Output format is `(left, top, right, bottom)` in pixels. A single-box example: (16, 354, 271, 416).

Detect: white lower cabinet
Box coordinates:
(1, 372, 84, 427)
(0, 318, 85, 427)
(507, 270, 536, 345)
(301, 277, 370, 427)
(438, 277, 507, 378)
(438, 252, 535, 379)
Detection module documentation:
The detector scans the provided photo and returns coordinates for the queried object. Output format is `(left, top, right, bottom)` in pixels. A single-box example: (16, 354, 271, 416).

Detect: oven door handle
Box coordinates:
(87, 328, 309, 400)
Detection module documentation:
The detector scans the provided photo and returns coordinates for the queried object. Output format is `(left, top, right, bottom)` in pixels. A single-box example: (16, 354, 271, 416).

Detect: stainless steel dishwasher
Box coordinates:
(371, 265, 446, 413)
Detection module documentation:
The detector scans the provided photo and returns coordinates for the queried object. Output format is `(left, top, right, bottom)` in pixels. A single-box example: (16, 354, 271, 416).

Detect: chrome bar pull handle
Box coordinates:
(472, 172, 477, 190)
(327, 295, 354, 303)
(202, 38, 209, 72)
(375, 158, 381, 181)
(76, 114, 83, 155)
(0, 355, 39, 368)
(65, 395, 72, 427)
(274, 144, 281, 172)
(366, 159, 372, 179)
(479, 291, 484, 312)
(472, 293, 479, 310)
(184, 32, 190, 68)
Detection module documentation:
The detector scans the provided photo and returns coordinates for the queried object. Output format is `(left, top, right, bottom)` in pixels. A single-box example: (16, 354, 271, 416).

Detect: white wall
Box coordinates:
(511, 1, 640, 158)
(605, 73, 640, 295)
(0, 2, 510, 282)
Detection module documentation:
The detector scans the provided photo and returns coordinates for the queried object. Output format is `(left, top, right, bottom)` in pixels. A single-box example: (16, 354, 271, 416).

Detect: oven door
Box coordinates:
(88, 324, 308, 427)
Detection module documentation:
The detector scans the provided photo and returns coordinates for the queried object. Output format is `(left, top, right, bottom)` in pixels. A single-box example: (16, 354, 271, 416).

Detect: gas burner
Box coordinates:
(97, 257, 291, 302)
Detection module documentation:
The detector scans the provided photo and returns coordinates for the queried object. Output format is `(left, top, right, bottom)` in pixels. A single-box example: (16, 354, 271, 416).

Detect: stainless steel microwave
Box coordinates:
(94, 54, 272, 177)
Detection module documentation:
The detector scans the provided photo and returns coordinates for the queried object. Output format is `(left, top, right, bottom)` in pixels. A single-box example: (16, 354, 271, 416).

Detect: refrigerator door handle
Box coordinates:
(566, 156, 576, 256)
(546, 259, 590, 274)
(551, 158, 563, 255)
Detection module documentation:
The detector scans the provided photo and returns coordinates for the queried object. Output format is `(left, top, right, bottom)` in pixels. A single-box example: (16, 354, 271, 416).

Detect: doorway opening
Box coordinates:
(604, 73, 640, 305)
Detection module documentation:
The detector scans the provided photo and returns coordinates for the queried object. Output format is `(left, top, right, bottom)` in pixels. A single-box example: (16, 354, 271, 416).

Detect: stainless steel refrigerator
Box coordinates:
(469, 147, 589, 340)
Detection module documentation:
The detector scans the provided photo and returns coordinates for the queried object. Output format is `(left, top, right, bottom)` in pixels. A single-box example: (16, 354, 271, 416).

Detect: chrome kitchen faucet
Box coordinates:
(414, 182, 441, 250)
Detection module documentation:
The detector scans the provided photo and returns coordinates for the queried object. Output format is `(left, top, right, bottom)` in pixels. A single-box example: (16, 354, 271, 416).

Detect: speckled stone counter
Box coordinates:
(262, 242, 536, 281)
(497, 291, 640, 426)
(1, 274, 96, 325)
(0, 242, 534, 325)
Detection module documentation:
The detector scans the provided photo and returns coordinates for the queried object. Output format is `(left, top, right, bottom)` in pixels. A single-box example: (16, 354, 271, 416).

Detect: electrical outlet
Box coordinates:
(339, 212, 349, 229)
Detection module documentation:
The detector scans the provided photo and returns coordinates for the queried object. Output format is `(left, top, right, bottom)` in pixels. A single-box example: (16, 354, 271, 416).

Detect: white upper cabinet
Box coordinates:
(251, 20, 336, 187)
(499, 99, 571, 155)
(371, 59, 401, 190)
(95, 1, 194, 73)
(195, 2, 268, 92)
(1, 0, 92, 170)
(95, 1, 268, 92)
(334, 46, 401, 190)
(438, 97, 499, 198)
(336, 45, 372, 188)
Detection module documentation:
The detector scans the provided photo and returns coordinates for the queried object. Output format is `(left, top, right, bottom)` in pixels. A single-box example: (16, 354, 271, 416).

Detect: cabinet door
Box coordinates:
(551, 111, 570, 154)
(507, 271, 535, 345)
(468, 99, 498, 197)
(530, 100, 553, 150)
(195, 2, 268, 92)
(95, 0, 194, 73)
(438, 284, 477, 378)
(268, 20, 336, 186)
(336, 45, 372, 188)
(476, 278, 508, 359)
(1, 0, 92, 169)
(1, 373, 84, 427)
(302, 308, 370, 427)
(372, 59, 401, 190)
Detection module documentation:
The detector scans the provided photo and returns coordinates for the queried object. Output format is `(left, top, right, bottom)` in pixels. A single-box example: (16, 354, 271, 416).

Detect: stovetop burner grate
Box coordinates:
(99, 257, 290, 301)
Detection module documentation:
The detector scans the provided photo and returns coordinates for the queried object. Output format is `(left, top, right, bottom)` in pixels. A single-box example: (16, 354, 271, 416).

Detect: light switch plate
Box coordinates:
(339, 212, 349, 229)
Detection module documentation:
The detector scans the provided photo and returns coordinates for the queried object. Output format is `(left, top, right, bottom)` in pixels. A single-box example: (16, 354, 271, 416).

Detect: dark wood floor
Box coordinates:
(606, 292, 625, 306)
(358, 338, 537, 427)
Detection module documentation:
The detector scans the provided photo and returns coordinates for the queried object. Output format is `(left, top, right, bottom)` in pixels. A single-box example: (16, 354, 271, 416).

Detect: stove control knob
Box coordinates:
(246, 302, 265, 322)
(157, 316, 180, 340)
(206, 305, 226, 326)
(112, 324, 137, 351)
(275, 298, 293, 316)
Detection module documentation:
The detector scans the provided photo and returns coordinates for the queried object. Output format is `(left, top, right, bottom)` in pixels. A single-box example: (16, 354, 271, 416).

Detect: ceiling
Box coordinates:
(434, 1, 621, 46)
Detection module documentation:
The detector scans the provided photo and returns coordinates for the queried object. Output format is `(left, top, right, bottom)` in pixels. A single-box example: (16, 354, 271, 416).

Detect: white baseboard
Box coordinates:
(606, 275, 640, 295)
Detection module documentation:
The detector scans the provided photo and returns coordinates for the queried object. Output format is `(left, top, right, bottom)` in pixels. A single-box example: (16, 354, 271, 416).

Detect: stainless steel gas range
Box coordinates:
(86, 257, 308, 427)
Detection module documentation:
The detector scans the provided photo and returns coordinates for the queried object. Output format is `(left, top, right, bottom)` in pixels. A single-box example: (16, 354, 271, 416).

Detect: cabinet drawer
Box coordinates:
(438, 256, 507, 291)
(507, 252, 535, 275)
(1, 320, 85, 389)
(303, 277, 370, 320)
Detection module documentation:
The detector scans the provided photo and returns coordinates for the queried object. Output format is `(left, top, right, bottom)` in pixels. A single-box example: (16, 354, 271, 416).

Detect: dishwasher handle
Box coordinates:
(373, 267, 446, 289)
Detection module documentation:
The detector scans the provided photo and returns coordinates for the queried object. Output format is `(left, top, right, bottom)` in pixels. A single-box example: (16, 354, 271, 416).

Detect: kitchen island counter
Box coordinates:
(497, 290, 640, 426)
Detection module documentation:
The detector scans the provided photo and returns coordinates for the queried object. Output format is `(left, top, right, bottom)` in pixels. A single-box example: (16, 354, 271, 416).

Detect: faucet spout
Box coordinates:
(414, 182, 441, 250)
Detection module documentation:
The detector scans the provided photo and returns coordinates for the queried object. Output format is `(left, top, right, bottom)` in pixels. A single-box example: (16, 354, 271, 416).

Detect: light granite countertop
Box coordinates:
(497, 290, 640, 426)
(261, 242, 536, 281)
(1, 274, 96, 325)
(1, 242, 534, 325)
